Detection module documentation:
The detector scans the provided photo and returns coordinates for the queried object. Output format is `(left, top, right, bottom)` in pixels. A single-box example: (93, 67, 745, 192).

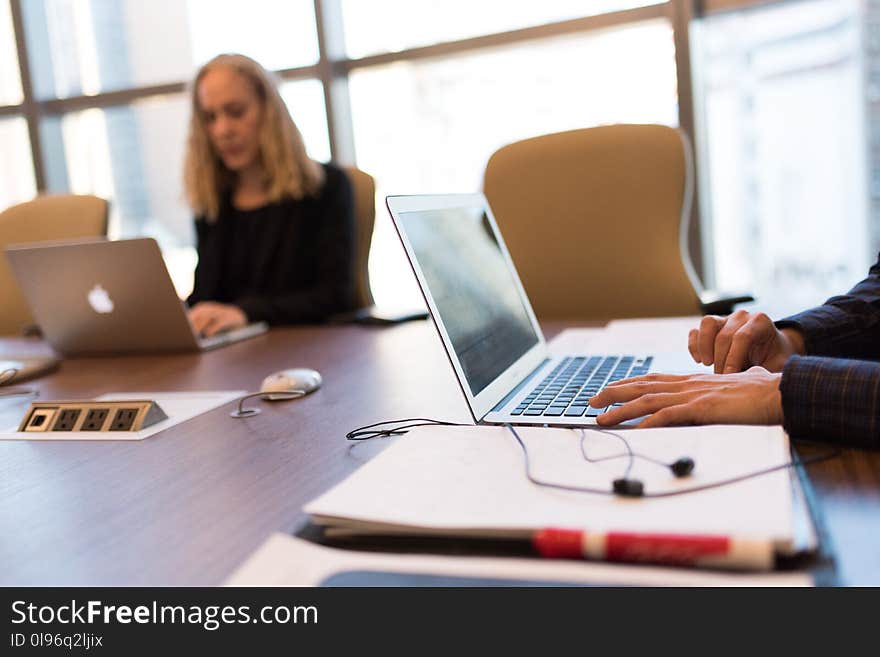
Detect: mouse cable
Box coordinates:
(230, 390, 306, 418)
(0, 387, 38, 399)
(0, 367, 38, 399)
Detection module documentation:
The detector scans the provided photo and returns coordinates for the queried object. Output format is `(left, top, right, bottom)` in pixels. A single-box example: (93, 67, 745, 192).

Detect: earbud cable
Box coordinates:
(505, 424, 839, 498)
(344, 416, 839, 498)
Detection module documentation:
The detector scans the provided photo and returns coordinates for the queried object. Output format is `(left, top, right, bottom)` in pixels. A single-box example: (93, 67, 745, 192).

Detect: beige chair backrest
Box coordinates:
(483, 124, 701, 320)
(0, 194, 109, 335)
(344, 166, 376, 309)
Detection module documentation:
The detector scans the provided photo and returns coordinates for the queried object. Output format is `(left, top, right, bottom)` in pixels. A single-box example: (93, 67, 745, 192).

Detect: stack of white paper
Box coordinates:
(305, 423, 796, 547)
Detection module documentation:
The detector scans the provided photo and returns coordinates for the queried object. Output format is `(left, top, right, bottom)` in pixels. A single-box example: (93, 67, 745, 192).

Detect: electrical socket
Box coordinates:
(81, 408, 110, 431)
(52, 408, 81, 431)
(109, 408, 139, 431)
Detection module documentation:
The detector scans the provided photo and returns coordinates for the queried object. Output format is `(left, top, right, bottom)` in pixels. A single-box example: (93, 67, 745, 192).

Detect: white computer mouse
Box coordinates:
(260, 368, 322, 400)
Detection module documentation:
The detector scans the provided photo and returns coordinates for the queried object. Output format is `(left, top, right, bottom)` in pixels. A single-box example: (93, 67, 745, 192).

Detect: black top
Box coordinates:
(186, 162, 355, 324)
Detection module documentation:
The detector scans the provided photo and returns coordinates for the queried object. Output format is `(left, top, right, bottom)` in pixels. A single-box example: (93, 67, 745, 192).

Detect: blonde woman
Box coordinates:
(184, 53, 354, 336)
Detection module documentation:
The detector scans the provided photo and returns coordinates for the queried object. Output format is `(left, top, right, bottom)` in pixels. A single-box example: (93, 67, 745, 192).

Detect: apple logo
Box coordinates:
(87, 284, 114, 314)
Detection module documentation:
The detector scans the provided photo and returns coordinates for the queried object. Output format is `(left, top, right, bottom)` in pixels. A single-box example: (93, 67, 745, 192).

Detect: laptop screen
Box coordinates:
(397, 205, 540, 396)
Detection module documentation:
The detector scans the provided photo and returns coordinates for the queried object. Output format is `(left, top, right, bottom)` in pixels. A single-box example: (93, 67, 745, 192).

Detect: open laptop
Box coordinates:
(385, 193, 700, 427)
(5, 237, 267, 356)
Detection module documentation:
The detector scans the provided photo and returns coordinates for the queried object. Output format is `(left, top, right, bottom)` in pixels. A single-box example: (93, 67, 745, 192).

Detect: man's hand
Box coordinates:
(589, 367, 784, 429)
(188, 302, 247, 337)
(688, 310, 805, 373)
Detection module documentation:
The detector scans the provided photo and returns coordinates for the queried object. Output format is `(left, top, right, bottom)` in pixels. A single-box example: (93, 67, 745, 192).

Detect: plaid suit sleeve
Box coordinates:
(775, 253, 880, 360)
(780, 355, 880, 448)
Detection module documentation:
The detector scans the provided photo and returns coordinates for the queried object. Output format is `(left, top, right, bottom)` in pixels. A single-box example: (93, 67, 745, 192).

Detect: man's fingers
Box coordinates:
(604, 372, 695, 389)
(712, 310, 750, 374)
(698, 315, 725, 366)
(687, 328, 700, 363)
(636, 404, 698, 428)
(594, 392, 699, 426)
(592, 381, 681, 406)
(723, 313, 772, 374)
(723, 328, 752, 374)
(591, 379, 698, 407)
(595, 368, 783, 428)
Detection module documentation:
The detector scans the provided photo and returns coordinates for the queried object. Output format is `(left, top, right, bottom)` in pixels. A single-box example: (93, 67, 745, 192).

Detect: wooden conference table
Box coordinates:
(1, 321, 878, 586)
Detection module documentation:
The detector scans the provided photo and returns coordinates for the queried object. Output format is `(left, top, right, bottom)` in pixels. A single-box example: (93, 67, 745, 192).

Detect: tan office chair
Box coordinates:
(483, 124, 750, 321)
(344, 166, 376, 310)
(337, 166, 427, 324)
(0, 194, 109, 335)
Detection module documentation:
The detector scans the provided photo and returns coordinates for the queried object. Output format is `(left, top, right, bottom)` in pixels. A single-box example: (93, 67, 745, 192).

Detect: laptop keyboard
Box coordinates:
(196, 322, 269, 350)
(510, 355, 652, 418)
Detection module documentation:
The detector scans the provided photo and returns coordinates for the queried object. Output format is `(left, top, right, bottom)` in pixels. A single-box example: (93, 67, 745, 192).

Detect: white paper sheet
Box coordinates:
(305, 424, 795, 543)
(548, 317, 704, 356)
(590, 316, 703, 353)
(545, 327, 605, 356)
(225, 533, 812, 587)
(0, 390, 244, 441)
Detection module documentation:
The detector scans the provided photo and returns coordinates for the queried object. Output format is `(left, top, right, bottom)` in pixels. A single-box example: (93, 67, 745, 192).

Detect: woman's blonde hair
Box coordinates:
(183, 53, 324, 220)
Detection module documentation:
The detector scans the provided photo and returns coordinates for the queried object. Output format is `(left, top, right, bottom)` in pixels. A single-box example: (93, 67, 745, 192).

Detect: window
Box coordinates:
(185, 0, 317, 72)
(341, 0, 666, 57)
(351, 20, 678, 306)
(279, 79, 331, 165)
(21, 0, 318, 99)
(0, 117, 36, 210)
(0, 0, 21, 105)
(693, 0, 870, 316)
(43, 96, 194, 293)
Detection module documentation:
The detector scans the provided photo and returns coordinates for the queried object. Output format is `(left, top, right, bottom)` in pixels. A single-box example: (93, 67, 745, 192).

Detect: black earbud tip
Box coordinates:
(612, 478, 644, 497)
(671, 457, 695, 477)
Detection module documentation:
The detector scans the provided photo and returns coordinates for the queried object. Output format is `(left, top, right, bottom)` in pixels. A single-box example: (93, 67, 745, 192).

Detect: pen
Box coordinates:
(532, 527, 775, 571)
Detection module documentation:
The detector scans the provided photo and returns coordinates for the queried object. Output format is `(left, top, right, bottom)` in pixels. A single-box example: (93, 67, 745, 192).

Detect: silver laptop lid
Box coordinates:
(385, 193, 549, 421)
(5, 237, 201, 355)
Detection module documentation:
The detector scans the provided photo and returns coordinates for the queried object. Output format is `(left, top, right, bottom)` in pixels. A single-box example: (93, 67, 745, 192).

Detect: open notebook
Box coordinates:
(305, 424, 814, 564)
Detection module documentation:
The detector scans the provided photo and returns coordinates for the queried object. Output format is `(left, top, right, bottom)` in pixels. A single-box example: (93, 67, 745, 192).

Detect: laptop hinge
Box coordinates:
(487, 358, 550, 415)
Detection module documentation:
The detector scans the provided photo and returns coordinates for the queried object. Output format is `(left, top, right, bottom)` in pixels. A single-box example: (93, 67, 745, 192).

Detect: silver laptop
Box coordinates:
(5, 237, 267, 356)
(386, 193, 698, 427)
